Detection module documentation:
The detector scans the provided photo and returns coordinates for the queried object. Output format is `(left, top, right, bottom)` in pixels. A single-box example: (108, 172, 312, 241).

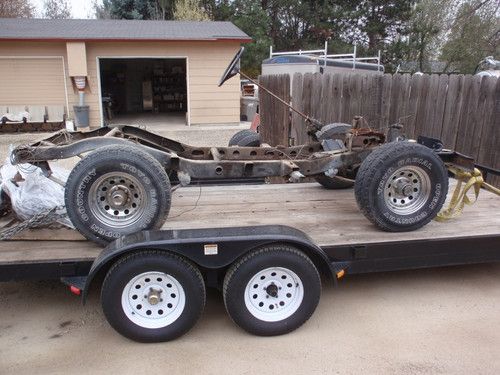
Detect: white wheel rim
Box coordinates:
(244, 267, 304, 322)
(121, 271, 186, 329)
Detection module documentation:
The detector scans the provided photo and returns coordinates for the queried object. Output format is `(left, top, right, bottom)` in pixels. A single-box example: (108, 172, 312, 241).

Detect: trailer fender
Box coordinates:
(81, 225, 334, 303)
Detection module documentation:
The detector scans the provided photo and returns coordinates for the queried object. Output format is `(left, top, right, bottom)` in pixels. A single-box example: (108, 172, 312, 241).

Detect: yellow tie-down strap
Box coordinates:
(436, 167, 500, 222)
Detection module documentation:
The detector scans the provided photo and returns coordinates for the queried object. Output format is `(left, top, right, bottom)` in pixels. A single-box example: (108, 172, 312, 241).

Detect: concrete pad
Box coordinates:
(109, 112, 187, 128)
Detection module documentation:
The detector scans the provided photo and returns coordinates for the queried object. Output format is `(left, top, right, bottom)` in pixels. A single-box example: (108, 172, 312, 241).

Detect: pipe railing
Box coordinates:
(269, 42, 382, 71)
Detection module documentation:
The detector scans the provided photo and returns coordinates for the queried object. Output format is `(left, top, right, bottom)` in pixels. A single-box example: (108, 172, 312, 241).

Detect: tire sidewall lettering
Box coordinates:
(428, 182, 441, 210)
(377, 166, 394, 195)
(76, 168, 96, 222)
(397, 157, 432, 171)
(120, 163, 151, 185)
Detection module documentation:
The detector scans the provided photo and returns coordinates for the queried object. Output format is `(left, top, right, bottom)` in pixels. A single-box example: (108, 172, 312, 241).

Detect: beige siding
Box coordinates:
(0, 40, 242, 127)
(66, 42, 87, 76)
(0, 57, 66, 108)
(0, 41, 77, 122)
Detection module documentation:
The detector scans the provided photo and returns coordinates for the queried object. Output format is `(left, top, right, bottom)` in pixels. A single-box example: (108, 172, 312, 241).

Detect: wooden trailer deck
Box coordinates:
(0, 179, 499, 266)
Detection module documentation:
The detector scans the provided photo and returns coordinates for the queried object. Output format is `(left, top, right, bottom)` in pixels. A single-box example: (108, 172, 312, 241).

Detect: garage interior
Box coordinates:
(99, 58, 187, 127)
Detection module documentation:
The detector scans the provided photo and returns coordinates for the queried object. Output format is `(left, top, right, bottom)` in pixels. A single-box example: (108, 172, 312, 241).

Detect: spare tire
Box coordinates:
(237, 132, 261, 147)
(229, 129, 255, 146)
(65, 145, 171, 245)
(316, 123, 352, 141)
(229, 129, 261, 146)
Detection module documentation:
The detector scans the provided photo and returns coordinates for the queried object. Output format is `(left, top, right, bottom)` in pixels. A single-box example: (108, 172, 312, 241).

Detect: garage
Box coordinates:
(0, 57, 68, 112)
(99, 57, 187, 127)
(0, 18, 250, 129)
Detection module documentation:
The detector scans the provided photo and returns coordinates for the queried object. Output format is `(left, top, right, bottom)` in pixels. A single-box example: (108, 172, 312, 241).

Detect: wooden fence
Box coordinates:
(259, 72, 499, 186)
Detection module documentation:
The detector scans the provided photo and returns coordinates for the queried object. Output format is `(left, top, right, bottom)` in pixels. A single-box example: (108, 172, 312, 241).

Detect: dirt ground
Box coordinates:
(1, 263, 499, 374)
(1, 127, 500, 374)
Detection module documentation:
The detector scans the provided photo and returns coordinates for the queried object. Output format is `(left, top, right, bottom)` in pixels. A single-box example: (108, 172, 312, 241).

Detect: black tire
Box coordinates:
(316, 122, 352, 141)
(315, 123, 355, 189)
(315, 173, 355, 189)
(237, 132, 261, 147)
(228, 129, 260, 146)
(354, 141, 448, 232)
(101, 251, 206, 343)
(65, 145, 171, 245)
(223, 244, 321, 336)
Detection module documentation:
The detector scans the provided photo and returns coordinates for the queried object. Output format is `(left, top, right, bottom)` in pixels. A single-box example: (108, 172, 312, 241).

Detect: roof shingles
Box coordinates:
(0, 18, 251, 41)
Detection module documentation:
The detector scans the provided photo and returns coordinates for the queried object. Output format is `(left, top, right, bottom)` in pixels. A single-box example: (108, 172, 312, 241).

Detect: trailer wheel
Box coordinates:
(65, 145, 171, 245)
(355, 141, 448, 232)
(101, 251, 205, 343)
(228, 129, 261, 147)
(223, 244, 321, 336)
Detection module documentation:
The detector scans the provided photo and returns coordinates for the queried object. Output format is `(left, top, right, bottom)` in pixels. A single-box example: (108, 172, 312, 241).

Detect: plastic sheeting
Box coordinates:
(0, 150, 73, 228)
(1, 111, 31, 122)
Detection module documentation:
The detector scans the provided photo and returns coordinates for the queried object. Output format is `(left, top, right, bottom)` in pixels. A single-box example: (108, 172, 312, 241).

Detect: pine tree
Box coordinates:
(95, 0, 174, 20)
(44, 0, 71, 19)
(173, 0, 209, 21)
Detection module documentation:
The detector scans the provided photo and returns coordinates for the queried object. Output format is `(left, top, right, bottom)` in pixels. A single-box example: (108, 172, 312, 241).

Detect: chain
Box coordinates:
(0, 205, 68, 240)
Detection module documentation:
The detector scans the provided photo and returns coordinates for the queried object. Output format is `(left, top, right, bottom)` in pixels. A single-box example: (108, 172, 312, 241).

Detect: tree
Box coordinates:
(174, 0, 209, 21)
(229, 1, 272, 77)
(200, 0, 232, 21)
(157, 0, 170, 19)
(96, 0, 153, 19)
(339, 1, 415, 49)
(44, 0, 71, 19)
(336, 0, 415, 72)
(0, 0, 34, 18)
(440, 0, 499, 73)
(407, 0, 455, 72)
(95, 0, 174, 20)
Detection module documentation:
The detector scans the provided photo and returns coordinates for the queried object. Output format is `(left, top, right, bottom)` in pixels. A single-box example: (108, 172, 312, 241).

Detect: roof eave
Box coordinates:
(0, 37, 252, 43)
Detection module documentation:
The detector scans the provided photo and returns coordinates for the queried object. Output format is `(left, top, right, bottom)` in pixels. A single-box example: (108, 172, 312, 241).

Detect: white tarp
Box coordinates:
(0, 150, 73, 228)
(1, 111, 31, 122)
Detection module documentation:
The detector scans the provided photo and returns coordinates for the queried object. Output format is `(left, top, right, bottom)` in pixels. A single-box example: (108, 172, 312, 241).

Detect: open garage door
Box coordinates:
(99, 58, 188, 129)
(0, 57, 68, 109)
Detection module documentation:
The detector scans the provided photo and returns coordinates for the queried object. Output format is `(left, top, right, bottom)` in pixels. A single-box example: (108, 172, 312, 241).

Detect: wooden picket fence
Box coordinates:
(259, 72, 499, 186)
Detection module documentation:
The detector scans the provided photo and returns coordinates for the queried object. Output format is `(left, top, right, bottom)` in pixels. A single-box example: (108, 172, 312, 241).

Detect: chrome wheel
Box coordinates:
(88, 172, 147, 228)
(244, 267, 304, 322)
(384, 166, 431, 215)
(121, 271, 186, 329)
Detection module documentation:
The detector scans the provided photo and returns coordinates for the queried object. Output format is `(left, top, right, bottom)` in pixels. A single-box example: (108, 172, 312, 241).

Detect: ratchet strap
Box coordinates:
(436, 167, 500, 221)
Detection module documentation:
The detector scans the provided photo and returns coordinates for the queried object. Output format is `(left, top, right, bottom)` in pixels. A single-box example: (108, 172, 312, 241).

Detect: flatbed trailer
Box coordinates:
(1, 181, 499, 342)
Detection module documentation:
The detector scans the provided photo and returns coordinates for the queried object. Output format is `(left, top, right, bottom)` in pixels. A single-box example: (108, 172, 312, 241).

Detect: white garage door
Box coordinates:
(0, 57, 67, 107)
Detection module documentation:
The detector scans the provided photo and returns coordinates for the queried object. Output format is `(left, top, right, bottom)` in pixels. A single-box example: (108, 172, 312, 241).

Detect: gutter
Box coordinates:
(0, 37, 252, 43)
